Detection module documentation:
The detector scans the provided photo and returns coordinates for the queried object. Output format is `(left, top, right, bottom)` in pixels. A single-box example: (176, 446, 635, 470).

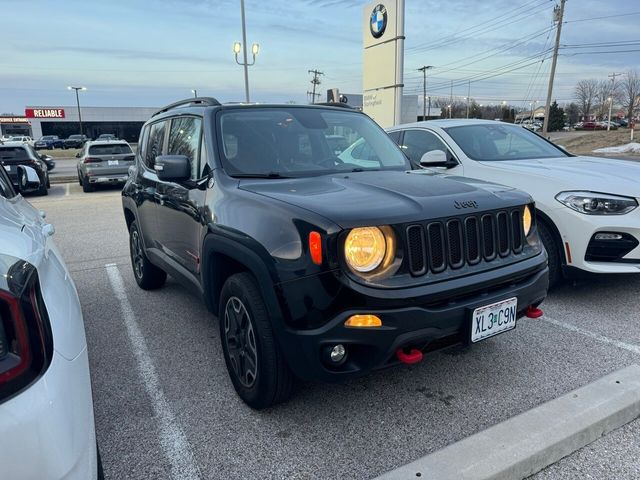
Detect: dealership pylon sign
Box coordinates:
(362, 1, 405, 128)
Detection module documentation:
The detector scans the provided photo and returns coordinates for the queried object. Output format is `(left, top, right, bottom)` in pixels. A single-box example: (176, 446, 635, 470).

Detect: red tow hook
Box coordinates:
(525, 305, 544, 319)
(396, 348, 423, 365)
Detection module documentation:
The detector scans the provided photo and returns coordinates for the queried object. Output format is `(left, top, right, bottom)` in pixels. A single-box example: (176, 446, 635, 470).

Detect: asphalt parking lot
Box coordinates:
(29, 184, 640, 480)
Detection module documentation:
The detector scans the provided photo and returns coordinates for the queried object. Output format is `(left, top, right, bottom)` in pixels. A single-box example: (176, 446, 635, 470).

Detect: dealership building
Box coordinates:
(3, 106, 158, 142)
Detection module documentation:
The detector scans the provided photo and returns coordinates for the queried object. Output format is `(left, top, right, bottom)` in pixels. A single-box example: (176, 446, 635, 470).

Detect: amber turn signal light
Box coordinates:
(309, 231, 322, 265)
(345, 314, 382, 328)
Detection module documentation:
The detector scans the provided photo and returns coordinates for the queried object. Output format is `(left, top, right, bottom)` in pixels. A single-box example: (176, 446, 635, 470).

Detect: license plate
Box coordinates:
(108, 160, 119, 166)
(471, 297, 517, 343)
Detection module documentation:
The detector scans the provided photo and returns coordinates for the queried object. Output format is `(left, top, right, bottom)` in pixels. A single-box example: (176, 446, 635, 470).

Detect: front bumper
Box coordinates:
(0, 348, 97, 480)
(276, 257, 548, 382)
(551, 204, 640, 274)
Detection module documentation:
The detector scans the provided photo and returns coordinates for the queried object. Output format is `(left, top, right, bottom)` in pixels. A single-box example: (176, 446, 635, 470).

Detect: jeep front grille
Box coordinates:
(405, 209, 525, 276)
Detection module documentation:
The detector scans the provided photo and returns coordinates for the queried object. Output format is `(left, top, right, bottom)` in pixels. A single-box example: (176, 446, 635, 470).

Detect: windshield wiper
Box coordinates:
(232, 172, 292, 179)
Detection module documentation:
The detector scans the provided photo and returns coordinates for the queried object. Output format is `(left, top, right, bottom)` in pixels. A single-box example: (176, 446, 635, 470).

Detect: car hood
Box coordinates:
(478, 156, 640, 198)
(239, 170, 526, 228)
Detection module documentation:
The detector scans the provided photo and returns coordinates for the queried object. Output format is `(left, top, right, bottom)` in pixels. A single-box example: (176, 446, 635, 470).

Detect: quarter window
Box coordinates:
(167, 116, 202, 179)
(145, 121, 167, 169)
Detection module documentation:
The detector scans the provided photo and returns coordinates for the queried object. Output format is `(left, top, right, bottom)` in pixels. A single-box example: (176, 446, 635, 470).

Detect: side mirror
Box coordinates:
(75, 152, 81, 158)
(154, 155, 190, 181)
(16, 165, 41, 192)
(420, 149, 449, 167)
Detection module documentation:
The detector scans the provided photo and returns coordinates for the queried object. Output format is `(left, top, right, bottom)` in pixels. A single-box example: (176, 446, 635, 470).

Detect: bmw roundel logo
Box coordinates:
(370, 4, 387, 39)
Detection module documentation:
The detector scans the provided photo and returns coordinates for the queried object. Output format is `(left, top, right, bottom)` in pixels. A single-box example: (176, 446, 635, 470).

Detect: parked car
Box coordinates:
(64, 134, 89, 149)
(617, 119, 629, 128)
(0, 134, 13, 143)
(4, 136, 34, 147)
(0, 164, 102, 480)
(77, 140, 135, 192)
(34, 135, 65, 150)
(574, 121, 604, 130)
(97, 134, 118, 141)
(0, 144, 50, 195)
(387, 119, 640, 286)
(38, 153, 56, 171)
(122, 98, 548, 409)
(599, 121, 619, 130)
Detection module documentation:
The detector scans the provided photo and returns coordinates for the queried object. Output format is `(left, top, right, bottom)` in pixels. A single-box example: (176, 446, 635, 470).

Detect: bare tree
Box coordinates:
(574, 79, 598, 119)
(620, 69, 640, 122)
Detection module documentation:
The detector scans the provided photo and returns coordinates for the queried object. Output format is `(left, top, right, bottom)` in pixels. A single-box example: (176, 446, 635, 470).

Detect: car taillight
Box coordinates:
(0, 264, 53, 403)
(84, 157, 102, 163)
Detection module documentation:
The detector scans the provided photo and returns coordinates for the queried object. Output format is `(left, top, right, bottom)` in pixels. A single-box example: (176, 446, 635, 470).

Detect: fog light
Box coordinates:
(345, 314, 382, 328)
(330, 344, 346, 363)
(595, 233, 623, 240)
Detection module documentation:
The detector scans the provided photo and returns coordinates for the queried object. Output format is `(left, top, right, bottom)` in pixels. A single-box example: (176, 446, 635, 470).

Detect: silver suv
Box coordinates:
(76, 140, 135, 192)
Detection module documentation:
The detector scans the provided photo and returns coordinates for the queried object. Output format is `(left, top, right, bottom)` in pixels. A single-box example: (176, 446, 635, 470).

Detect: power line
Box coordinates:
(565, 11, 640, 24)
(406, 0, 552, 54)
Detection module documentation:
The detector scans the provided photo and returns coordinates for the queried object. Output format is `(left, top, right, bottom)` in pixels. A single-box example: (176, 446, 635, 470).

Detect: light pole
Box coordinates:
(67, 86, 86, 136)
(607, 96, 613, 131)
(447, 104, 452, 119)
(233, 0, 259, 103)
(417, 65, 433, 120)
(191, 89, 198, 98)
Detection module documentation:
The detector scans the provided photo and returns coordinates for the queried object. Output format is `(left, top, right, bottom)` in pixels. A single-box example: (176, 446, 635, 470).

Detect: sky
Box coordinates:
(0, 0, 638, 114)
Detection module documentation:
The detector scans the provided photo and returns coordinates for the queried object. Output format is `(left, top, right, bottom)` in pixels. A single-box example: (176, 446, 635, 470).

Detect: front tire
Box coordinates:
(128, 220, 166, 289)
(219, 273, 293, 409)
(538, 220, 561, 288)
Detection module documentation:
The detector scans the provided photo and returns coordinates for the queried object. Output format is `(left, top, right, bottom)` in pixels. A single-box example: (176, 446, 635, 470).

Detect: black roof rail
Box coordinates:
(314, 102, 354, 109)
(152, 97, 221, 117)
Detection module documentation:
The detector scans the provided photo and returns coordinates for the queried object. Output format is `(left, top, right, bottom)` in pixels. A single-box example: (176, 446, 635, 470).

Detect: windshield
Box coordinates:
(69, 135, 82, 139)
(218, 108, 410, 177)
(41, 136, 55, 140)
(444, 124, 569, 161)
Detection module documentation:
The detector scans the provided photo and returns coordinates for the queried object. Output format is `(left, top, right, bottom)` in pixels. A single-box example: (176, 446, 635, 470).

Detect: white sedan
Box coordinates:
(0, 166, 101, 478)
(387, 119, 640, 285)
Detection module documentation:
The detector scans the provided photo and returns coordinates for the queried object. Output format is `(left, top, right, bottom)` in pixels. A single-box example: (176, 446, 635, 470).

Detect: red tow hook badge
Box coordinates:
(396, 348, 423, 365)
(525, 306, 544, 319)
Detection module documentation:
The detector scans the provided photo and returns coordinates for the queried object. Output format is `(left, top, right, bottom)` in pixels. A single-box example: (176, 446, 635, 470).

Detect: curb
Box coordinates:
(376, 364, 640, 480)
(50, 176, 77, 184)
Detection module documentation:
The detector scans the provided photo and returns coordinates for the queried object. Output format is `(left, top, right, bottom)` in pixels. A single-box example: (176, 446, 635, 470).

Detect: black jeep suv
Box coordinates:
(122, 98, 548, 409)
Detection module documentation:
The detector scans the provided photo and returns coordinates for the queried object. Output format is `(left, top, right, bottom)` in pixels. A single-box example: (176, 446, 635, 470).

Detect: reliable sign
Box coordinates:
(25, 108, 65, 119)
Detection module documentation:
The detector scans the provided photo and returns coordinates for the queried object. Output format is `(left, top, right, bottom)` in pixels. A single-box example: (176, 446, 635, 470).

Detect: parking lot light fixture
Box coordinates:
(67, 86, 86, 136)
(607, 96, 613, 131)
(233, 0, 259, 103)
(191, 89, 198, 98)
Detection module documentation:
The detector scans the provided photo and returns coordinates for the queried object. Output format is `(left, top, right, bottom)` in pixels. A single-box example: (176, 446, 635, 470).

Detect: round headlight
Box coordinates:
(523, 205, 532, 236)
(344, 227, 386, 273)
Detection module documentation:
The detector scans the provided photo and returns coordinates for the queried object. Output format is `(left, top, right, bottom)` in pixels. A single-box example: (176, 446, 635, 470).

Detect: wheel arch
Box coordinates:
(201, 231, 284, 325)
(535, 208, 566, 264)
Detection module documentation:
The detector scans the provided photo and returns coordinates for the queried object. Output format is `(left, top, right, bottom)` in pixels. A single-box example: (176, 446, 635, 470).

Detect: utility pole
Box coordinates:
(466, 80, 471, 118)
(542, 0, 566, 134)
(418, 65, 434, 120)
(449, 80, 453, 118)
(607, 72, 623, 131)
(307, 69, 324, 104)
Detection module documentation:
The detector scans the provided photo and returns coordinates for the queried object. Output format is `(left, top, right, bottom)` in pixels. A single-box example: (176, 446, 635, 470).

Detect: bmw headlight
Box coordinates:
(344, 226, 396, 274)
(555, 191, 638, 215)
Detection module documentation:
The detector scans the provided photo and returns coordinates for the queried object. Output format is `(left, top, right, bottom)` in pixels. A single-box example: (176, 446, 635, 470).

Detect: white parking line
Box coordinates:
(105, 264, 201, 480)
(65, 183, 70, 196)
(543, 316, 640, 355)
